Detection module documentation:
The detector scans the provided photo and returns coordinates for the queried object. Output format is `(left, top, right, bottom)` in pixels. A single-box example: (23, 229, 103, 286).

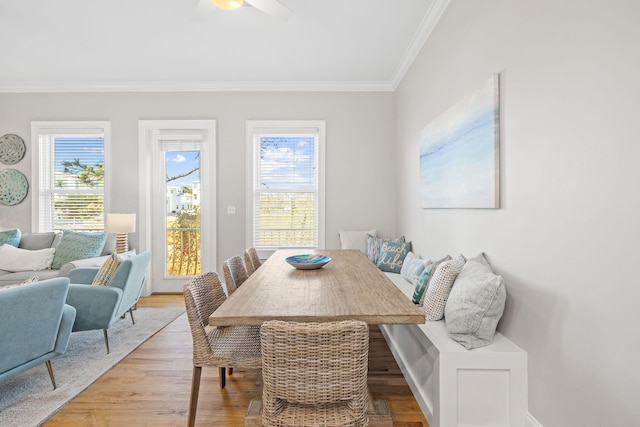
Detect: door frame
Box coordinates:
(138, 119, 216, 295)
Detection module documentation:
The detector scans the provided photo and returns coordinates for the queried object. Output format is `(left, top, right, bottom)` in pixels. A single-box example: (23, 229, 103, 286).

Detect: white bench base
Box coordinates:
(380, 272, 528, 427)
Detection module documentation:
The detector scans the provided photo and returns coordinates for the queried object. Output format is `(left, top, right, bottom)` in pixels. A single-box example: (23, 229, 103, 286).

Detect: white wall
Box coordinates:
(395, 0, 640, 426)
(0, 91, 397, 265)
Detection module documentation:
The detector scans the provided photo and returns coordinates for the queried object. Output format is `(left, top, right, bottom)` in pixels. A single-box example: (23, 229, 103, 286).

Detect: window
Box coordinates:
(247, 120, 325, 257)
(31, 121, 110, 232)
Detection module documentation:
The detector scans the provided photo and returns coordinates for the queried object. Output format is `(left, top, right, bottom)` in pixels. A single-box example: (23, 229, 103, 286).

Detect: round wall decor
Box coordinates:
(0, 169, 29, 206)
(0, 134, 27, 165)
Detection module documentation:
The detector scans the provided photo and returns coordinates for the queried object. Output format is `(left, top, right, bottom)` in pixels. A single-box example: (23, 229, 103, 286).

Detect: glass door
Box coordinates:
(139, 120, 216, 294)
(165, 150, 201, 277)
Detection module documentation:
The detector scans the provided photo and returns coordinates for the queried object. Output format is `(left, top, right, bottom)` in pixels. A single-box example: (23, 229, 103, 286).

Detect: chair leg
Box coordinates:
(188, 366, 202, 427)
(103, 329, 110, 354)
(219, 367, 226, 388)
(129, 307, 135, 325)
(45, 360, 57, 390)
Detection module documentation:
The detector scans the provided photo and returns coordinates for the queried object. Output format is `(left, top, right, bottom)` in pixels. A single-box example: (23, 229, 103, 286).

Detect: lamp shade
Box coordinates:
(106, 213, 136, 234)
(210, 0, 244, 10)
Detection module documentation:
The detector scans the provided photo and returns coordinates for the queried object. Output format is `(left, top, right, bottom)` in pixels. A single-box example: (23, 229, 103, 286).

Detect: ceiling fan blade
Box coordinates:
(246, 0, 292, 22)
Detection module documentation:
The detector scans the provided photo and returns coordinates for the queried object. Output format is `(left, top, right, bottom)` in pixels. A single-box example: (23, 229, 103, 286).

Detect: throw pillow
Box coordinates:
(411, 255, 450, 305)
(0, 228, 21, 247)
(339, 229, 377, 253)
(422, 254, 466, 321)
(18, 232, 57, 250)
(0, 244, 56, 271)
(377, 241, 412, 273)
(0, 275, 39, 291)
(366, 234, 405, 265)
(445, 253, 506, 349)
(92, 253, 122, 286)
(399, 252, 429, 284)
(51, 230, 108, 269)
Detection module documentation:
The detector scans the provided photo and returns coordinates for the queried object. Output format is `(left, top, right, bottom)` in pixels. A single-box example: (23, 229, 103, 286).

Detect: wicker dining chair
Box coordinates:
(183, 272, 262, 427)
(243, 247, 262, 275)
(222, 255, 249, 296)
(259, 320, 370, 427)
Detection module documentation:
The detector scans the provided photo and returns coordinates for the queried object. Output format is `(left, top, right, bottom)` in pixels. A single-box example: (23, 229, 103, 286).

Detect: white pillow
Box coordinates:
(339, 229, 377, 253)
(0, 244, 56, 272)
(422, 254, 466, 321)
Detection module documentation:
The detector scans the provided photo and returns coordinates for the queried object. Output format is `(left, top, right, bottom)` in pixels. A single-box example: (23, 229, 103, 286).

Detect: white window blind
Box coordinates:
(35, 126, 107, 232)
(249, 121, 325, 253)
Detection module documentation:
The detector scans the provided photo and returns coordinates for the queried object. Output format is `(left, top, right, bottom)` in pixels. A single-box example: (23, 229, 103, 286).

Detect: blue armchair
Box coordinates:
(0, 277, 76, 389)
(65, 252, 151, 354)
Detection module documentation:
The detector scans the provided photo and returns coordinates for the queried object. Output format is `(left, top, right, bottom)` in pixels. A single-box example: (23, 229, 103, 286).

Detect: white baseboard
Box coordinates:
(526, 412, 543, 427)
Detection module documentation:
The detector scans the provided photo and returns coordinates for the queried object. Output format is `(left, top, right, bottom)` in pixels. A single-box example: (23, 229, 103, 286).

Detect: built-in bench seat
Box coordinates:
(380, 272, 528, 427)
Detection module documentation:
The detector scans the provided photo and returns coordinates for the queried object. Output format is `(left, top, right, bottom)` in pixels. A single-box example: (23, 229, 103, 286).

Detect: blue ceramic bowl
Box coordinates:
(285, 254, 332, 270)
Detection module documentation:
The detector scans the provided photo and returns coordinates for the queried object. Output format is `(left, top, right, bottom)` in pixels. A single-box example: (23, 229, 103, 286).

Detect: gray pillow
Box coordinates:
(19, 232, 57, 250)
(444, 253, 506, 349)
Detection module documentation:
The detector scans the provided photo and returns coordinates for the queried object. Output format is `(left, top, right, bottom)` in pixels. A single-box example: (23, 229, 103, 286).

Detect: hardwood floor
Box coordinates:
(44, 294, 429, 427)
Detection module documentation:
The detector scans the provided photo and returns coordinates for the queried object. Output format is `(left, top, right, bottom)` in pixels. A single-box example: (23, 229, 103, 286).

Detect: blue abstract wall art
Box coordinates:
(420, 75, 500, 208)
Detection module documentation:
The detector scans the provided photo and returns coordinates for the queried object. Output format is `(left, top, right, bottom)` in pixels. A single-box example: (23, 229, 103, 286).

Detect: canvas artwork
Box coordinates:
(419, 75, 500, 208)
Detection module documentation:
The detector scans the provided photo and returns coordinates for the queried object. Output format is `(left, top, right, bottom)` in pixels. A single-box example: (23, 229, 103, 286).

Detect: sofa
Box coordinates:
(0, 277, 77, 388)
(0, 231, 115, 288)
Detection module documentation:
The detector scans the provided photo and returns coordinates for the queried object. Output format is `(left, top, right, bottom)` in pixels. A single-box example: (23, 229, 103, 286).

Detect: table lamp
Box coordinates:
(106, 213, 136, 254)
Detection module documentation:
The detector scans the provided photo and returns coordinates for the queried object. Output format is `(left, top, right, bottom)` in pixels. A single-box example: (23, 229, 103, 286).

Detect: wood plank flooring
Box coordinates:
(43, 294, 429, 427)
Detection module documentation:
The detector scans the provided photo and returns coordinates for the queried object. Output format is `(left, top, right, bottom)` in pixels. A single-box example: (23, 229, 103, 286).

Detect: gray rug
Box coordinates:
(0, 306, 185, 427)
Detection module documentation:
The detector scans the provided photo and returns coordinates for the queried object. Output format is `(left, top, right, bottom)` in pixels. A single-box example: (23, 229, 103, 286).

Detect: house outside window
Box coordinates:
(31, 121, 110, 232)
(247, 120, 325, 258)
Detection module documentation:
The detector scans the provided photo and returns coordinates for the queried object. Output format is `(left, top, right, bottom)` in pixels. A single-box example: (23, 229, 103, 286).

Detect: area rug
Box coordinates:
(0, 306, 185, 427)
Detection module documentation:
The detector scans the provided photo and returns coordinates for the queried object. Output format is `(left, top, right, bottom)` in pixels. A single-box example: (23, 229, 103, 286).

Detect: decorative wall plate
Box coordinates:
(0, 134, 26, 165)
(0, 169, 29, 205)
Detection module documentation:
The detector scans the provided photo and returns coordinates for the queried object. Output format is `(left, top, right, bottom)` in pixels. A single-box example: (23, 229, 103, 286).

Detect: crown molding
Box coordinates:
(389, 0, 451, 91)
(0, 80, 396, 94)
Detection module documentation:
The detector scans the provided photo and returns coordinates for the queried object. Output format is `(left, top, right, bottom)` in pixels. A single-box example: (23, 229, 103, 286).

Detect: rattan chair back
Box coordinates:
(222, 255, 248, 296)
(245, 247, 261, 274)
(183, 272, 228, 365)
(260, 320, 370, 427)
(244, 249, 257, 275)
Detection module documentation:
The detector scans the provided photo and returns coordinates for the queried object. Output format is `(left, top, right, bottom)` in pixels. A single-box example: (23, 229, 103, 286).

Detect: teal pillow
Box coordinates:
(0, 229, 21, 247)
(367, 234, 405, 264)
(377, 241, 412, 273)
(412, 264, 435, 304)
(412, 255, 450, 304)
(51, 230, 108, 269)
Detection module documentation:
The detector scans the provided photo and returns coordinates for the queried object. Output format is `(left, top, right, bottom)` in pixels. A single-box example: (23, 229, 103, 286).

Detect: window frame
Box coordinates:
(31, 121, 111, 232)
(246, 120, 326, 259)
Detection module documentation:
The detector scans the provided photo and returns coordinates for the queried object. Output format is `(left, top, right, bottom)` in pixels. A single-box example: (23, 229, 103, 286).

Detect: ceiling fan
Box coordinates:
(199, 0, 292, 22)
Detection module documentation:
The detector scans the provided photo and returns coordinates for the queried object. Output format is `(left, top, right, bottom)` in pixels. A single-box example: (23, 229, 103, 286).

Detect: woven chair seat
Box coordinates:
(266, 402, 365, 427)
(198, 325, 261, 368)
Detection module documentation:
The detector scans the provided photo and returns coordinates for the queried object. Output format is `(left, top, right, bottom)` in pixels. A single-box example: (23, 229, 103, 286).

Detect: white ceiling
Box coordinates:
(0, 0, 448, 93)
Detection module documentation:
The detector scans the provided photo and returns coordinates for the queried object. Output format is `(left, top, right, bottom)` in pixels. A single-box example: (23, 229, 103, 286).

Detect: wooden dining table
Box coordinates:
(211, 249, 425, 426)
(209, 249, 425, 327)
